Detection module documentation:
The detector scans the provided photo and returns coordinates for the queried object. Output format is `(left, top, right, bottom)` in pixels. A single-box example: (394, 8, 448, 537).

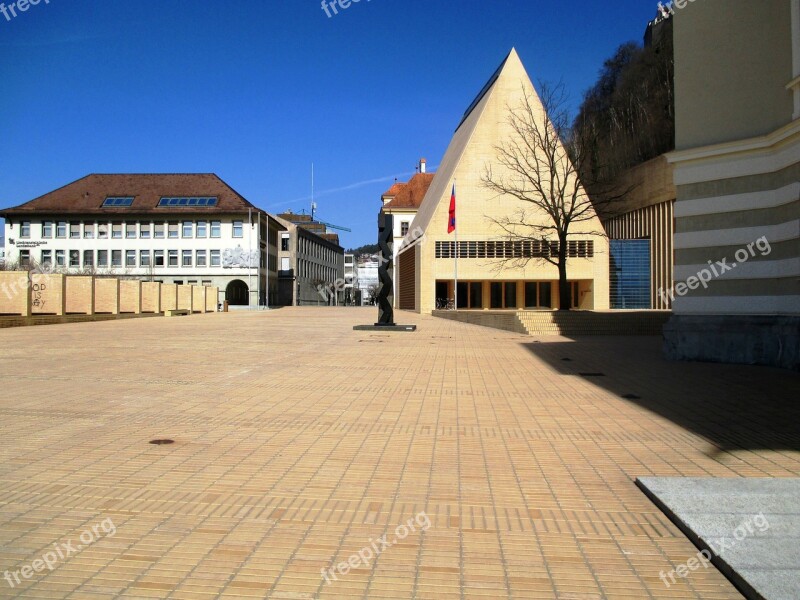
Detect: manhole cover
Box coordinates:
(149, 439, 174, 445)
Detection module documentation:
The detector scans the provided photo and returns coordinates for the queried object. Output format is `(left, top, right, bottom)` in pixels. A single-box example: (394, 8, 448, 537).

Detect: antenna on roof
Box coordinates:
(311, 162, 316, 220)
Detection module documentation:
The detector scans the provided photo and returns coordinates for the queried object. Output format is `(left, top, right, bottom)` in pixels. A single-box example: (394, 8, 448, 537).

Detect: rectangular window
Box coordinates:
(98, 223, 108, 239)
(97, 250, 108, 268)
(55, 250, 65, 267)
(490, 282, 503, 309)
(233, 221, 243, 238)
(210, 221, 221, 238)
(196, 250, 207, 267)
(154, 223, 165, 239)
(504, 282, 517, 308)
(140, 223, 151, 239)
(41, 221, 53, 238)
(401, 221, 409, 236)
(210, 249, 221, 266)
(196, 221, 207, 238)
(41, 249, 52, 266)
(182, 250, 192, 267)
(111, 223, 122, 239)
(281, 257, 290, 271)
(69, 250, 80, 268)
(70, 223, 80, 239)
(168, 222, 179, 239)
(84, 223, 94, 239)
(525, 282, 538, 308)
(125, 250, 136, 267)
(84, 250, 94, 268)
(281, 233, 290, 251)
(102, 197, 134, 207)
(19, 250, 30, 267)
(168, 249, 178, 267)
(56, 221, 67, 238)
(182, 221, 193, 238)
(140, 250, 151, 267)
(539, 282, 552, 308)
(20, 221, 30, 238)
(157, 197, 218, 207)
(126, 223, 137, 239)
(154, 250, 164, 267)
(111, 250, 122, 267)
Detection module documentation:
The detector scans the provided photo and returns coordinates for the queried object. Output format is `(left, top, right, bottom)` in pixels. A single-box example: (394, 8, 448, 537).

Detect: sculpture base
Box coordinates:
(353, 324, 417, 332)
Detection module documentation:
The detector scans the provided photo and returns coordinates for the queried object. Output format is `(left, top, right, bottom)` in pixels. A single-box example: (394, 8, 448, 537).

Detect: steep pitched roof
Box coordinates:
(0, 173, 257, 216)
(383, 173, 435, 210)
(403, 48, 600, 243)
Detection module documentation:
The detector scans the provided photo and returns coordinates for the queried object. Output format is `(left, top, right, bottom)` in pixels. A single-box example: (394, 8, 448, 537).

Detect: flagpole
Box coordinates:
(454, 180, 458, 311)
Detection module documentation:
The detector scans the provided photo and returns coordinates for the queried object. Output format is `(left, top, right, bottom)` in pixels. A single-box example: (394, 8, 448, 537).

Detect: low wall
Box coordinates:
(119, 280, 141, 314)
(161, 284, 178, 312)
(31, 273, 65, 316)
(65, 276, 94, 315)
(94, 278, 119, 314)
(177, 285, 193, 312)
(0, 272, 221, 327)
(142, 282, 161, 313)
(0, 271, 31, 316)
(206, 287, 218, 311)
(192, 285, 206, 313)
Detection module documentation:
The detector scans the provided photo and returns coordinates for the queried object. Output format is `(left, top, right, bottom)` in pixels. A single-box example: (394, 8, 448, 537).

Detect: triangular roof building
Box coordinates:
(395, 49, 609, 313)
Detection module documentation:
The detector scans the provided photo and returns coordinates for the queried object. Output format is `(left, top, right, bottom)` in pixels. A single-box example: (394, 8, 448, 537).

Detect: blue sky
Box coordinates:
(0, 0, 657, 248)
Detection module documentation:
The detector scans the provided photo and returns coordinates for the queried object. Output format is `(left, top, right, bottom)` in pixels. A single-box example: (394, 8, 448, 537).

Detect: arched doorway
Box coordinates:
(226, 279, 249, 306)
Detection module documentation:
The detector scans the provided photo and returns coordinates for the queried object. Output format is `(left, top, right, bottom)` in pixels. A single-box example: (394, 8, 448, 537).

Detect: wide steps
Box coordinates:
(433, 310, 671, 336)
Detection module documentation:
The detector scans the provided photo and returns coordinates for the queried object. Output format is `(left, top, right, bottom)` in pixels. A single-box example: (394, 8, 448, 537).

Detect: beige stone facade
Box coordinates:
(398, 50, 610, 314)
(665, 0, 800, 368)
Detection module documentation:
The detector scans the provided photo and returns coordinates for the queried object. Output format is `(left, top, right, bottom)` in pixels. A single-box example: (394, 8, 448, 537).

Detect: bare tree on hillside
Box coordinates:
(482, 82, 629, 311)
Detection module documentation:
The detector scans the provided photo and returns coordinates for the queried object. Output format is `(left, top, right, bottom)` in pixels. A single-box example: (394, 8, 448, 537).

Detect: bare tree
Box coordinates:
(482, 82, 627, 311)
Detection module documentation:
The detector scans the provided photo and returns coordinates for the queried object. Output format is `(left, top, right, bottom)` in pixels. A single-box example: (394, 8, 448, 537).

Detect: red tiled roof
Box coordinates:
(0, 174, 257, 216)
(383, 173, 435, 210)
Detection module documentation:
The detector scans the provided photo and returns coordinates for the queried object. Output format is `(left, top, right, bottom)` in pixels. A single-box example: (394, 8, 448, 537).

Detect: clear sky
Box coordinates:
(0, 0, 656, 249)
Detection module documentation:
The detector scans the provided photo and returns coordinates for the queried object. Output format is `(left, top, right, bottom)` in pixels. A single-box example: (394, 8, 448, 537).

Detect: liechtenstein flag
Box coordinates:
(447, 184, 456, 233)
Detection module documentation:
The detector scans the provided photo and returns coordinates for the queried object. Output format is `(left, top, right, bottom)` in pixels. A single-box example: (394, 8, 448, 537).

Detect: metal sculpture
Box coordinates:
(376, 212, 394, 326)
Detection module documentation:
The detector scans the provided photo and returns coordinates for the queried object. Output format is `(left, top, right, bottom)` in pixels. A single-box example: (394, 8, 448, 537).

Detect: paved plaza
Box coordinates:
(0, 307, 798, 599)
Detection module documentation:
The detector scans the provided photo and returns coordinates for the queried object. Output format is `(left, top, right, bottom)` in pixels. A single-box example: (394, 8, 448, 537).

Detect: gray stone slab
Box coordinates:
(637, 477, 800, 600)
(736, 570, 800, 600)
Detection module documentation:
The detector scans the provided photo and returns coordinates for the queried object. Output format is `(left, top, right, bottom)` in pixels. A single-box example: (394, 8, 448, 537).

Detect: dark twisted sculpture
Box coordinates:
(376, 213, 394, 326)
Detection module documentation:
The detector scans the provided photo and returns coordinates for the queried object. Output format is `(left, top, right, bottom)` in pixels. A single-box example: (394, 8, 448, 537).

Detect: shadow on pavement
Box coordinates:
(522, 336, 800, 453)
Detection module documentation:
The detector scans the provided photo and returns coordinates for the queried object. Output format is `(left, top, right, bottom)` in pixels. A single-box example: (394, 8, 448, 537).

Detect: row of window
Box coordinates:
(298, 258, 338, 283)
(434, 240, 595, 259)
(22, 248, 226, 269)
(98, 197, 219, 208)
(18, 220, 244, 240)
(297, 235, 340, 264)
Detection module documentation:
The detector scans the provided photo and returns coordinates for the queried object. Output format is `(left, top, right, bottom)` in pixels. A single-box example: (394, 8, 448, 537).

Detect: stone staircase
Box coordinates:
(432, 310, 672, 336)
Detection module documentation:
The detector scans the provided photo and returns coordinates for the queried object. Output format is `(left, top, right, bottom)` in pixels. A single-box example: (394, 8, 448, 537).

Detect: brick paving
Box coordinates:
(0, 307, 798, 599)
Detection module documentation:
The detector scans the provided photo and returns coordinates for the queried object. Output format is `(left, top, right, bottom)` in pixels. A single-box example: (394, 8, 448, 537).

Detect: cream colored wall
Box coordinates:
(674, 0, 794, 149)
(413, 51, 610, 313)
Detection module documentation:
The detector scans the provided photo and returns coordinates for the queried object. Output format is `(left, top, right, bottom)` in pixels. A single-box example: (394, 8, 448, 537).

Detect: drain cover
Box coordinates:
(149, 439, 174, 445)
